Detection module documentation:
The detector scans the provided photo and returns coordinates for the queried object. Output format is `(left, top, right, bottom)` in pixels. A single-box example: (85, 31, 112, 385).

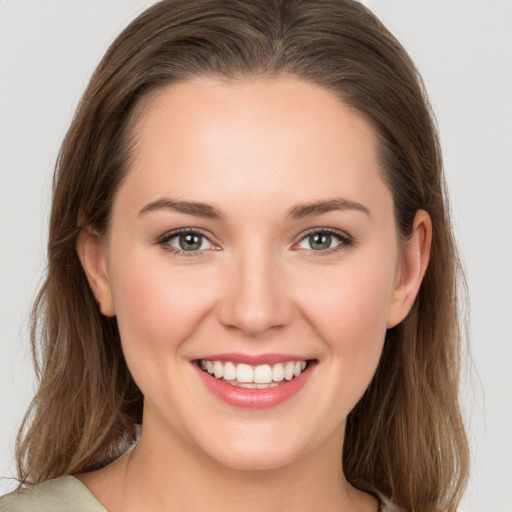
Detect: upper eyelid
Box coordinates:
(295, 227, 352, 243)
(158, 227, 217, 243)
(298, 227, 350, 237)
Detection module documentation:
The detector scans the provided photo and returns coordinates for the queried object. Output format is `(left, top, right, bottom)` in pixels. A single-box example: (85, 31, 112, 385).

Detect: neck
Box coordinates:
(113, 410, 376, 512)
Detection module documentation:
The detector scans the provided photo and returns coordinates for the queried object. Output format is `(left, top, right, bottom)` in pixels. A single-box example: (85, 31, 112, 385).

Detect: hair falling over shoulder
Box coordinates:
(15, 1, 470, 510)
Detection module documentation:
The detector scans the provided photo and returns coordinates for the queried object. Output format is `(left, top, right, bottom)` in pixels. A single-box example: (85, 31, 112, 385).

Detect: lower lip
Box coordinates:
(193, 363, 315, 409)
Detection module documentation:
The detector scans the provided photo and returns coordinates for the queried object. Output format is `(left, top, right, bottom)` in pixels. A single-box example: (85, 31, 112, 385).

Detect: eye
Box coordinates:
(158, 229, 217, 254)
(295, 229, 352, 252)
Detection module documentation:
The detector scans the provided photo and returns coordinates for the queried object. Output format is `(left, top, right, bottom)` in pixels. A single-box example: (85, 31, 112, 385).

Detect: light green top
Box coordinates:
(0, 477, 106, 512)
(0, 475, 401, 511)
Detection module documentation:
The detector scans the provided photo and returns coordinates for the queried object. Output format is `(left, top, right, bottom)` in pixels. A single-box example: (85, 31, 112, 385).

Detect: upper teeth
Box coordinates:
(200, 360, 307, 384)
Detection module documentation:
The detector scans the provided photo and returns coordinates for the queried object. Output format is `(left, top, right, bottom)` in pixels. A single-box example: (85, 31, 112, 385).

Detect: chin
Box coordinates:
(196, 426, 314, 472)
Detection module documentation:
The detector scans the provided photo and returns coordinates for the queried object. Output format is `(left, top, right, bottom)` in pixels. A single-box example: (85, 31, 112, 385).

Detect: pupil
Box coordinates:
(310, 233, 331, 250)
(179, 233, 202, 251)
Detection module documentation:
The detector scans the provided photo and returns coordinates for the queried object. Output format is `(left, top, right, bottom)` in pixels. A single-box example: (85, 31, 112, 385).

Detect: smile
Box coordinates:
(194, 356, 315, 409)
(198, 360, 308, 388)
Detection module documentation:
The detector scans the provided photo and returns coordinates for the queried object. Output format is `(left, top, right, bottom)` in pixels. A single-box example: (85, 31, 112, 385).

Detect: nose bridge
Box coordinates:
(218, 241, 292, 336)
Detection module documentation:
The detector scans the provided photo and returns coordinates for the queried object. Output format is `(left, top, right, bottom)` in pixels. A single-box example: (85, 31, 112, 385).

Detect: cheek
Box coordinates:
(107, 248, 217, 362)
(295, 251, 397, 393)
(300, 258, 395, 341)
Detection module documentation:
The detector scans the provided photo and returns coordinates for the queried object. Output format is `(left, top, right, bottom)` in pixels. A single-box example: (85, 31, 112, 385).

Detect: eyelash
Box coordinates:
(157, 228, 217, 258)
(156, 227, 354, 257)
(293, 228, 354, 256)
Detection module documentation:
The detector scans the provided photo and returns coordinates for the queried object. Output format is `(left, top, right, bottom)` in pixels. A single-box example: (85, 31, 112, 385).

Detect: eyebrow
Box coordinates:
(286, 198, 370, 219)
(139, 198, 223, 219)
(138, 197, 370, 220)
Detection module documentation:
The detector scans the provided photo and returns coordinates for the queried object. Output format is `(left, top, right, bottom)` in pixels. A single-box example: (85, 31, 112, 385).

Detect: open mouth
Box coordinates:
(196, 359, 312, 389)
(193, 357, 317, 408)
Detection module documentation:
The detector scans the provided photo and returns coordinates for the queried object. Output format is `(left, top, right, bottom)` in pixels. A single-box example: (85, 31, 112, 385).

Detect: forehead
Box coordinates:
(119, 76, 390, 218)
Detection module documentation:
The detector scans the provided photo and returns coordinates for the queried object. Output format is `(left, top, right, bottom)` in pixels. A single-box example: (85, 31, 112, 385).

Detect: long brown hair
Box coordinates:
(16, 1, 469, 510)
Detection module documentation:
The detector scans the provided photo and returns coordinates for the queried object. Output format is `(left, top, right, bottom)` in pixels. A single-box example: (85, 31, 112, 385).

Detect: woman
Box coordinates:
(0, 0, 469, 510)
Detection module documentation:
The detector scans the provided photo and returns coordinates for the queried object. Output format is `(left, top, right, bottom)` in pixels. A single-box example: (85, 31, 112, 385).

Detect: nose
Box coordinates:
(217, 249, 293, 337)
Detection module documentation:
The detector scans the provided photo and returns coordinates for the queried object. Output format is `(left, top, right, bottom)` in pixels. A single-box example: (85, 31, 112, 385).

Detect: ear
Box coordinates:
(76, 227, 115, 317)
(387, 210, 432, 328)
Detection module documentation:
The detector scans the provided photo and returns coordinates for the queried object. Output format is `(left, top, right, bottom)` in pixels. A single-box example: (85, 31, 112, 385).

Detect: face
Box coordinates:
(83, 77, 416, 471)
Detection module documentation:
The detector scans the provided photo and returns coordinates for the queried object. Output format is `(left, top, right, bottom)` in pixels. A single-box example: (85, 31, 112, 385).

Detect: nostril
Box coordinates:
(215, 267, 294, 336)
(217, 302, 294, 337)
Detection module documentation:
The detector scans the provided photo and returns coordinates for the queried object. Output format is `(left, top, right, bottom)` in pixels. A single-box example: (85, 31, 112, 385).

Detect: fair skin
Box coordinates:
(77, 77, 431, 512)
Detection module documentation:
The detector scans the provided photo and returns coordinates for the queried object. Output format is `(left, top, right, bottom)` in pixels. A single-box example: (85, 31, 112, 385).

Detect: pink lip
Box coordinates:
(195, 352, 308, 365)
(193, 361, 315, 409)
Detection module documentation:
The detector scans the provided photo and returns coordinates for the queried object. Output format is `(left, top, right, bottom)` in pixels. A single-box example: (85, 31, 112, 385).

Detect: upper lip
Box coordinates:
(194, 353, 313, 365)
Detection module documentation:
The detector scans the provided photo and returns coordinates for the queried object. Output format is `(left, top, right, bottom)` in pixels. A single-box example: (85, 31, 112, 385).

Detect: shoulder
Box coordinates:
(0, 476, 106, 512)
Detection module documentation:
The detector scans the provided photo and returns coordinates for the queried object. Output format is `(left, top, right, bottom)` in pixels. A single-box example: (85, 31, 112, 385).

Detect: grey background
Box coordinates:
(1, 1, 511, 510)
